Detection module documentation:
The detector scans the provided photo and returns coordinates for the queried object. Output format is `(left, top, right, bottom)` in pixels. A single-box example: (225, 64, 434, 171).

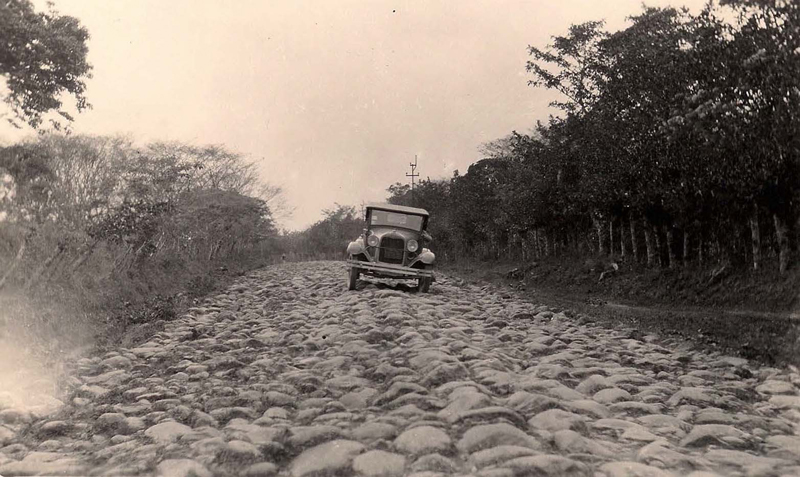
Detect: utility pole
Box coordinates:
(406, 155, 419, 206)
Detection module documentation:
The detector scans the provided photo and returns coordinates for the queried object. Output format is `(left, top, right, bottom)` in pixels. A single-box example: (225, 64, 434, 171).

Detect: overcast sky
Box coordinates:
(4, 0, 709, 230)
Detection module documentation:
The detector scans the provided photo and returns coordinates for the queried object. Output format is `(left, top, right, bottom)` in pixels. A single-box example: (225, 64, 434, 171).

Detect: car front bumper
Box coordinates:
(347, 259, 435, 279)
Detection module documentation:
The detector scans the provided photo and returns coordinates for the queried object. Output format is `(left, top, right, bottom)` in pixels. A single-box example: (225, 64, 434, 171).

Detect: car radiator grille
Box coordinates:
(379, 237, 405, 264)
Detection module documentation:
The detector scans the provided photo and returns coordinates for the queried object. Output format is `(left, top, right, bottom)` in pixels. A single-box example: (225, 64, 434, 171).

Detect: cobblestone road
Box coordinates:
(1, 261, 800, 476)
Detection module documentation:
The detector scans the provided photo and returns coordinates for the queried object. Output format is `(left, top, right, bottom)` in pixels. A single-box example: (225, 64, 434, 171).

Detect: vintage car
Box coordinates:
(346, 203, 435, 292)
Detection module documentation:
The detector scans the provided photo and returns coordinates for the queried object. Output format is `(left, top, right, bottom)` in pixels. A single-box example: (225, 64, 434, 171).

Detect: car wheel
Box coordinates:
(348, 267, 360, 290)
(418, 276, 431, 293)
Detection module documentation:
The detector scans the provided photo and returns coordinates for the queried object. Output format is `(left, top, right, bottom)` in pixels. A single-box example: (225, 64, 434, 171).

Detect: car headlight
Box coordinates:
(407, 239, 419, 252)
(367, 234, 379, 247)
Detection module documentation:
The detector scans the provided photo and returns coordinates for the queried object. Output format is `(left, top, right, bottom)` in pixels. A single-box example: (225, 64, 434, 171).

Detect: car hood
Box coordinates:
(368, 226, 419, 241)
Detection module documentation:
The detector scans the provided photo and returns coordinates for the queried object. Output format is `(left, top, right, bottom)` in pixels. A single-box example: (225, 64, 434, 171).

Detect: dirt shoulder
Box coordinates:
(442, 256, 800, 368)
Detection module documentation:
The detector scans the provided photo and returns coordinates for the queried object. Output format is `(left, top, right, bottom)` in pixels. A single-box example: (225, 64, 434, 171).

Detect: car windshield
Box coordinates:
(370, 210, 424, 231)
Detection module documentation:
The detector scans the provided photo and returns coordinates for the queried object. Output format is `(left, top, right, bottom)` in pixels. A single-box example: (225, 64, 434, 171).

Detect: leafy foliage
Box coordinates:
(287, 204, 365, 259)
(0, 0, 92, 129)
(376, 2, 800, 271)
(0, 134, 284, 291)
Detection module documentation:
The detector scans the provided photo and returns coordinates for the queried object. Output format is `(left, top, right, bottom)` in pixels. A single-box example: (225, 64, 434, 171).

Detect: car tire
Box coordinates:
(348, 267, 360, 290)
(418, 276, 431, 293)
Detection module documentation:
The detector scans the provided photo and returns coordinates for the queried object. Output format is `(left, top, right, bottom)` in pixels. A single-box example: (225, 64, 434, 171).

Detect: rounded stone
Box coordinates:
(528, 409, 587, 433)
(242, 462, 279, 477)
(353, 422, 398, 443)
(0, 425, 15, 446)
(352, 449, 406, 476)
(470, 445, 539, 468)
(144, 421, 193, 444)
(394, 426, 452, 455)
(96, 413, 130, 434)
(456, 423, 537, 453)
(593, 387, 632, 404)
(264, 407, 289, 419)
(290, 439, 365, 477)
(155, 459, 212, 477)
(216, 440, 261, 464)
(600, 460, 678, 477)
(410, 453, 458, 473)
(505, 454, 590, 476)
(756, 380, 795, 395)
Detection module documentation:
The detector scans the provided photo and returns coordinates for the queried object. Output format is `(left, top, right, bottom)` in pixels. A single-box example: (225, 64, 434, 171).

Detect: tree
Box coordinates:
(592, 7, 699, 264)
(662, 1, 800, 270)
(0, 0, 92, 130)
(31, 134, 132, 230)
(143, 142, 291, 223)
(527, 21, 606, 114)
(167, 189, 276, 260)
(300, 204, 364, 258)
(386, 178, 453, 255)
(0, 142, 54, 222)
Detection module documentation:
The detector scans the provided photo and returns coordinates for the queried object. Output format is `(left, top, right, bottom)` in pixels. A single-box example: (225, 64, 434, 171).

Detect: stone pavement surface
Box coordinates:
(1, 261, 800, 476)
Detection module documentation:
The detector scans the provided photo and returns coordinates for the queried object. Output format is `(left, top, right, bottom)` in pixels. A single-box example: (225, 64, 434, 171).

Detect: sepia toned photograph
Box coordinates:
(1, 0, 799, 475)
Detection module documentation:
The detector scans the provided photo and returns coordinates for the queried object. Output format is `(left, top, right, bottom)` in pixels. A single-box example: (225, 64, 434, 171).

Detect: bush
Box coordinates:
(0, 134, 285, 354)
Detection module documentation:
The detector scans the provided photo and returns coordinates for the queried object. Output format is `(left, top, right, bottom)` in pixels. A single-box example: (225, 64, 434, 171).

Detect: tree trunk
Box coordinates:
(597, 224, 605, 255)
(113, 245, 134, 272)
(573, 230, 581, 254)
(526, 233, 532, 261)
(0, 237, 27, 291)
(620, 217, 628, 259)
(25, 245, 66, 290)
(209, 240, 222, 261)
(609, 220, 615, 257)
(542, 230, 548, 256)
(630, 214, 639, 263)
(592, 214, 605, 255)
(698, 232, 704, 265)
(774, 213, 790, 274)
(553, 232, 564, 256)
(665, 226, 676, 269)
(69, 239, 100, 273)
(537, 230, 544, 258)
(654, 226, 663, 268)
(526, 232, 530, 258)
(750, 205, 761, 271)
(643, 216, 655, 267)
(513, 234, 517, 260)
(544, 231, 550, 257)
(45, 249, 69, 283)
(683, 229, 690, 267)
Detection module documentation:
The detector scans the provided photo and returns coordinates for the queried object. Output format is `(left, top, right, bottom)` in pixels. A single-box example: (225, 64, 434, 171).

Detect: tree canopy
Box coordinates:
(376, 1, 800, 272)
(0, 0, 92, 130)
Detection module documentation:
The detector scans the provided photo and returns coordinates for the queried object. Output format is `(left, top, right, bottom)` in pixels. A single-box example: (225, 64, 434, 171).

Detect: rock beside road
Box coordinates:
(0, 261, 799, 476)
